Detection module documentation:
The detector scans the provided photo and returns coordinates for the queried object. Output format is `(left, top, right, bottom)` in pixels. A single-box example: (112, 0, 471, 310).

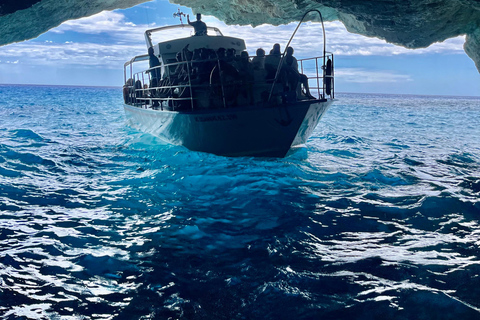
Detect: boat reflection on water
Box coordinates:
(123, 10, 335, 157)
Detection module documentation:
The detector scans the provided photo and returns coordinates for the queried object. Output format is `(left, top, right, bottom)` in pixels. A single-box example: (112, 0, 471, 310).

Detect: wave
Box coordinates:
(1, 88, 480, 319)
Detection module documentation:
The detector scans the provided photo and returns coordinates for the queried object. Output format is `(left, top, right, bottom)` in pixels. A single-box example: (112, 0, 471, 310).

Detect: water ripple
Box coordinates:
(1, 88, 480, 319)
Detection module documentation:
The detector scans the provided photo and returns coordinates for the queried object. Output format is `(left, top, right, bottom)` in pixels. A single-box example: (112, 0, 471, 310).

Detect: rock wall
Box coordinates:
(1, 0, 480, 72)
(172, 0, 480, 71)
(0, 0, 146, 46)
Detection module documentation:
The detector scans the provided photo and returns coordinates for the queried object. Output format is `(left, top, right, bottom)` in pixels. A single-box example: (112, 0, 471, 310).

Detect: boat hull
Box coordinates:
(124, 99, 333, 157)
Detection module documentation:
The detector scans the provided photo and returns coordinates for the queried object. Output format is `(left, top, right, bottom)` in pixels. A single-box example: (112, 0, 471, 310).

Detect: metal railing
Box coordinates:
(299, 53, 335, 99)
(123, 53, 334, 110)
(268, 9, 330, 101)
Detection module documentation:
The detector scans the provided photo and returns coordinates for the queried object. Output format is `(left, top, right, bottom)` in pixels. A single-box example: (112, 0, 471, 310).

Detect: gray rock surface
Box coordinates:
(1, 0, 479, 72)
(0, 0, 146, 45)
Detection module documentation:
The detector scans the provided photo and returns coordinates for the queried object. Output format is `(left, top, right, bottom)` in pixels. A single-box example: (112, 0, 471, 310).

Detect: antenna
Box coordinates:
(173, 8, 186, 25)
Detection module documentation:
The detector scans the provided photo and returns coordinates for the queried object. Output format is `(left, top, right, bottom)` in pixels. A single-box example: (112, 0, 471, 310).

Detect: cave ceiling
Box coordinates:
(1, 0, 479, 71)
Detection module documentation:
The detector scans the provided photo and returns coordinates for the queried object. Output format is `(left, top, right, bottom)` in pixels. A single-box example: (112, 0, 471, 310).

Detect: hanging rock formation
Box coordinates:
(1, 0, 480, 72)
(0, 0, 147, 45)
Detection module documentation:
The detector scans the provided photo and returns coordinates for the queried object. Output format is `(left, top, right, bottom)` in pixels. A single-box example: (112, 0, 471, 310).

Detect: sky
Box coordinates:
(0, 0, 479, 96)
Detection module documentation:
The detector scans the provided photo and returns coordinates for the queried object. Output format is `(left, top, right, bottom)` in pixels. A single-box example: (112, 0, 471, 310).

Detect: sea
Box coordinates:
(1, 84, 480, 320)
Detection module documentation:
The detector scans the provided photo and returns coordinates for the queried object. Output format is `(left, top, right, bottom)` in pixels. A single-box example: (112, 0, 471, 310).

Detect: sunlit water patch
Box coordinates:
(1, 85, 480, 319)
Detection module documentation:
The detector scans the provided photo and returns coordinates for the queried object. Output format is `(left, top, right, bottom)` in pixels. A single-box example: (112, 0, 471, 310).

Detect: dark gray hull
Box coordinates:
(124, 99, 333, 157)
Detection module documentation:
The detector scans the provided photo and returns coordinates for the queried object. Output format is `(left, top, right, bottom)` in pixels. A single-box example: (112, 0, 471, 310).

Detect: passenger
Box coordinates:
(213, 47, 234, 76)
(170, 51, 189, 87)
(237, 51, 254, 104)
(216, 47, 226, 61)
(123, 84, 129, 103)
(126, 78, 134, 87)
(123, 78, 134, 103)
(251, 48, 265, 70)
(192, 48, 201, 60)
(269, 43, 281, 55)
(200, 48, 209, 60)
(157, 76, 174, 98)
(135, 80, 143, 101)
(143, 84, 149, 104)
(196, 48, 212, 83)
(187, 13, 207, 36)
(284, 46, 315, 99)
(172, 45, 192, 83)
(148, 47, 161, 83)
(210, 47, 239, 106)
(265, 43, 282, 80)
(216, 47, 238, 75)
(169, 52, 189, 110)
(190, 48, 202, 79)
(237, 51, 253, 73)
(284, 46, 298, 70)
(180, 44, 193, 63)
(173, 52, 184, 76)
(204, 48, 217, 74)
(149, 78, 159, 107)
(325, 57, 332, 96)
(226, 48, 236, 63)
(207, 49, 217, 60)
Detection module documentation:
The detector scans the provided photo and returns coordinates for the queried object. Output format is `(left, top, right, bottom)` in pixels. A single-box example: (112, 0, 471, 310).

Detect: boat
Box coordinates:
(123, 10, 335, 157)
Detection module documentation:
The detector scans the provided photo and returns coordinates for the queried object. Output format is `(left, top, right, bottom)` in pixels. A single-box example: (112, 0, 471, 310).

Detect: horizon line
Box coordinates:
(1, 83, 479, 98)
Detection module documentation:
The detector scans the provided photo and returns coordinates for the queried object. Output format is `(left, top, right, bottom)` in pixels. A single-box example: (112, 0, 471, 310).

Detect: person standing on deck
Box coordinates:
(187, 13, 207, 36)
(148, 46, 161, 107)
(148, 46, 161, 84)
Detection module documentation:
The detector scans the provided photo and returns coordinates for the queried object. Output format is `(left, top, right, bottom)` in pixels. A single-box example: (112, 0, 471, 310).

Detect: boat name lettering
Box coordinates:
(195, 114, 238, 122)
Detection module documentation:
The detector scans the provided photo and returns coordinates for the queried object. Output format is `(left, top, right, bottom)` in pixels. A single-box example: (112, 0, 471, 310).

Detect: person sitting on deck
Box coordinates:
(226, 48, 236, 64)
(216, 47, 226, 61)
(210, 47, 239, 106)
(197, 48, 213, 83)
(190, 48, 202, 80)
(173, 52, 187, 81)
(269, 43, 281, 55)
(181, 44, 193, 66)
(265, 43, 282, 80)
(237, 51, 254, 105)
(252, 48, 265, 70)
(284, 46, 315, 99)
(187, 13, 207, 36)
(166, 51, 188, 101)
(122, 82, 130, 103)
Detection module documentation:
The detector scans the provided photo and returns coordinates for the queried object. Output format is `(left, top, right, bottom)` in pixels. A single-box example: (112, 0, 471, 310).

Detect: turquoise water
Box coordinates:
(1, 84, 480, 319)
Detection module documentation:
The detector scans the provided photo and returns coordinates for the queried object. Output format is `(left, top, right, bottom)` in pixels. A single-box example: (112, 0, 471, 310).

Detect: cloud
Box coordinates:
(0, 7, 468, 85)
(47, 10, 467, 60)
(0, 41, 145, 69)
(204, 18, 466, 58)
(0, 11, 153, 71)
(50, 11, 153, 44)
(51, 11, 134, 34)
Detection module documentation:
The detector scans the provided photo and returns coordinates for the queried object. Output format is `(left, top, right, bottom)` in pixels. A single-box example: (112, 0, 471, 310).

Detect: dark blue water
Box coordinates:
(1, 84, 480, 319)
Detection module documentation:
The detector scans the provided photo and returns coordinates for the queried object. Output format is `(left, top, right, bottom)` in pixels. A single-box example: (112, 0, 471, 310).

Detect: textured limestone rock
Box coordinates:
(171, 0, 480, 71)
(1, 0, 480, 72)
(465, 28, 480, 71)
(0, 0, 146, 46)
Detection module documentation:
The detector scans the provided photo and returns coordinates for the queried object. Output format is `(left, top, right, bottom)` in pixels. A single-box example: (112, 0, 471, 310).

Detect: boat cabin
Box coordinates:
(155, 35, 245, 79)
